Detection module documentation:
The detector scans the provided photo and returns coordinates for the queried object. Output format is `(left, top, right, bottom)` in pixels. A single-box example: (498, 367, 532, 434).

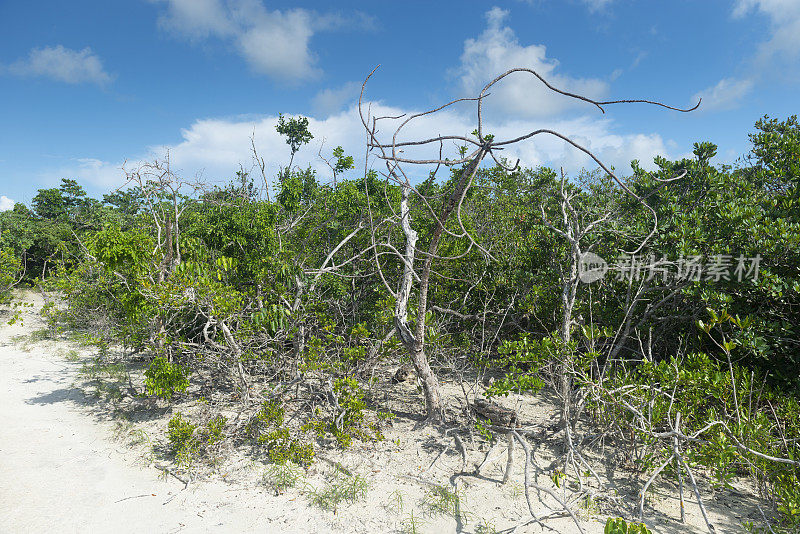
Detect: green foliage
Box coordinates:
(145, 356, 189, 399)
(205, 414, 227, 446)
(167, 412, 228, 468)
(749, 114, 800, 197)
(595, 348, 800, 527)
(302, 377, 386, 448)
(252, 400, 315, 466)
(167, 412, 199, 467)
(331, 146, 354, 178)
(604, 517, 652, 534)
(16, 114, 800, 527)
(483, 334, 556, 398)
(422, 484, 466, 521)
(87, 225, 152, 275)
(0, 248, 21, 305)
(276, 113, 313, 159)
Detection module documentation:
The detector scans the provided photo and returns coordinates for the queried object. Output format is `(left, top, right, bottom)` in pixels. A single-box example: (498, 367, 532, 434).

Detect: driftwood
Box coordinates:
(472, 399, 519, 427)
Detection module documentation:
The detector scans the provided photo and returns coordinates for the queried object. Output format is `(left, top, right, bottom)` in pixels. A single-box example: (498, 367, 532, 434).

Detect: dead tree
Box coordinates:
(358, 65, 698, 422)
(122, 154, 202, 350)
(122, 154, 200, 283)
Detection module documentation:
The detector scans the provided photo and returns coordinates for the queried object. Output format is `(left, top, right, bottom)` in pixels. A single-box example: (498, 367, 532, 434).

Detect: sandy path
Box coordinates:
(0, 307, 338, 534)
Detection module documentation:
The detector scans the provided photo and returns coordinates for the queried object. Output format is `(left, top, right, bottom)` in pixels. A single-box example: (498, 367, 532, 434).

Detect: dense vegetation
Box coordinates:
(1, 111, 798, 532)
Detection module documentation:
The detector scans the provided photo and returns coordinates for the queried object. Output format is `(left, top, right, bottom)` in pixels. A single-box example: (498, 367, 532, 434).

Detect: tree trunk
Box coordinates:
(392, 151, 487, 422)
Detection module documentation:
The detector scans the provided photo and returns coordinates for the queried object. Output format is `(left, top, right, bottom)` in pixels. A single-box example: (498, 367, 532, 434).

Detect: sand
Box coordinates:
(0, 293, 764, 533)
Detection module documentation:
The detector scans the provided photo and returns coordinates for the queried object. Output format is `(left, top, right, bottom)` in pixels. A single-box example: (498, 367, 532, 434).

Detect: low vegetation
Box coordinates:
(2, 69, 798, 532)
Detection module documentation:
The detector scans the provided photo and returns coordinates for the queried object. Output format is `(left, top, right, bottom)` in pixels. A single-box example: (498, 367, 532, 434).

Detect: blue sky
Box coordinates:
(1, 0, 798, 209)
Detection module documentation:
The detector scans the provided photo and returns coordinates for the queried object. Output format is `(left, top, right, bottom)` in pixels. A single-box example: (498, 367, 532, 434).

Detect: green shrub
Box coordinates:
(302, 377, 387, 448)
(604, 518, 652, 534)
(205, 414, 227, 446)
(594, 348, 800, 530)
(145, 356, 189, 399)
(167, 412, 228, 468)
(0, 248, 20, 306)
(251, 400, 315, 466)
(167, 412, 199, 467)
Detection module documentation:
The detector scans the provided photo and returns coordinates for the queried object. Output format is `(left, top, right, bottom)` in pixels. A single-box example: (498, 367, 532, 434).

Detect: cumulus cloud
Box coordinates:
(150, 0, 372, 83)
(5, 45, 113, 86)
(44, 100, 676, 197)
(733, 0, 800, 62)
(312, 81, 362, 117)
(233, 7, 319, 80)
(692, 77, 754, 111)
(0, 196, 15, 211)
(154, 0, 235, 39)
(452, 7, 609, 119)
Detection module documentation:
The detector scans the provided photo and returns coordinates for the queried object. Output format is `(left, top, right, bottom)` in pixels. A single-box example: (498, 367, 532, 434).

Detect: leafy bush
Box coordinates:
(145, 356, 189, 399)
(167, 412, 228, 468)
(604, 517, 652, 534)
(167, 412, 199, 467)
(0, 248, 20, 305)
(251, 400, 315, 466)
(302, 377, 387, 448)
(593, 349, 800, 529)
(205, 414, 227, 446)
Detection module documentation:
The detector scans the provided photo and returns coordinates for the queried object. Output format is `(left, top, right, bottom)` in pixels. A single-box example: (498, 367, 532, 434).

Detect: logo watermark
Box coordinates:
(578, 253, 761, 284)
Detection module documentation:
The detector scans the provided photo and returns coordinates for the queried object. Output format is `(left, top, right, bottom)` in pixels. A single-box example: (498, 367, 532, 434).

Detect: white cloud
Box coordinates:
(581, 0, 614, 12)
(43, 101, 677, 197)
(151, 0, 371, 83)
(523, 0, 614, 12)
(0, 196, 15, 211)
(312, 81, 362, 117)
(452, 7, 609, 119)
(692, 77, 754, 111)
(36, 158, 126, 192)
(153, 0, 235, 39)
(6, 45, 113, 86)
(233, 6, 319, 81)
(733, 0, 800, 62)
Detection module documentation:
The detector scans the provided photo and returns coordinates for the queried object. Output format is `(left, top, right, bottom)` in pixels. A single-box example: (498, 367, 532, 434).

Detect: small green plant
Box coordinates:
(604, 517, 653, 534)
(0, 248, 21, 306)
(505, 482, 523, 499)
(167, 412, 199, 467)
(331, 377, 369, 446)
(251, 400, 315, 466)
(475, 419, 494, 443)
(144, 356, 189, 399)
(205, 414, 227, 446)
(475, 518, 498, 534)
(384, 489, 405, 514)
(581, 493, 600, 519)
(551, 468, 566, 489)
(301, 377, 386, 448)
(482, 334, 551, 399)
(166, 412, 228, 468)
(422, 483, 469, 523)
(263, 462, 304, 494)
(401, 511, 427, 534)
(308, 467, 369, 512)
